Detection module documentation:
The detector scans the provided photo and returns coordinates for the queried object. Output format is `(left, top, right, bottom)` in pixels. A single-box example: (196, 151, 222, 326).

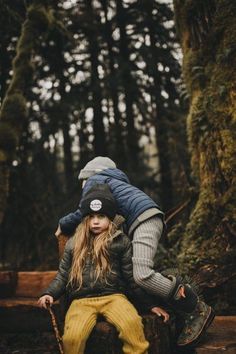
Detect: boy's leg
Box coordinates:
(132, 218, 214, 347)
(176, 300, 215, 347)
(63, 299, 97, 354)
(101, 294, 149, 354)
(161, 273, 215, 347)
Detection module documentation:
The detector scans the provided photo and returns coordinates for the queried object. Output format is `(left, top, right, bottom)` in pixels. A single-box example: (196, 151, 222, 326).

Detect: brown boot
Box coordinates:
(177, 301, 215, 347)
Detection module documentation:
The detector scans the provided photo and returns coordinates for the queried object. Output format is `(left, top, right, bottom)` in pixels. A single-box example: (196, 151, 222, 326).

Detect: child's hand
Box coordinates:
(151, 306, 169, 323)
(38, 295, 54, 309)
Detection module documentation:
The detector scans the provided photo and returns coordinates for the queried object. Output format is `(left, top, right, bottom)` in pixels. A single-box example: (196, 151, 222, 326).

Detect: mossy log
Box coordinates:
(173, 0, 236, 310)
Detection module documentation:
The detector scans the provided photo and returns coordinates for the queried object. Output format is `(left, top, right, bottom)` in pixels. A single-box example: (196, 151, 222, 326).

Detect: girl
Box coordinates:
(38, 184, 169, 354)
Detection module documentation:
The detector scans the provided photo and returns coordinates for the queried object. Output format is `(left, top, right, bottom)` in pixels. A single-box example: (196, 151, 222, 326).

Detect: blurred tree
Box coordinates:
(100, 0, 126, 168)
(135, 0, 182, 210)
(0, 0, 27, 102)
(87, 0, 107, 155)
(116, 0, 141, 168)
(0, 2, 54, 224)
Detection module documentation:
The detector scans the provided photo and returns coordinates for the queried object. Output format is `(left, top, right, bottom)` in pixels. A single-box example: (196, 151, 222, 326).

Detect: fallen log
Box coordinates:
(0, 270, 173, 353)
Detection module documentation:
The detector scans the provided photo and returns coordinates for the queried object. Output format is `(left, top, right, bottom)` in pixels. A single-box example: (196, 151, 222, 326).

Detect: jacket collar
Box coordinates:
(97, 168, 130, 183)
(112, 214, 125, 239)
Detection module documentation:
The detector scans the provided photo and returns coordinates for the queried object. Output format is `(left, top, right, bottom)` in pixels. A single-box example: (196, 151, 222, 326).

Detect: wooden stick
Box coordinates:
(46, 302, 64, 354)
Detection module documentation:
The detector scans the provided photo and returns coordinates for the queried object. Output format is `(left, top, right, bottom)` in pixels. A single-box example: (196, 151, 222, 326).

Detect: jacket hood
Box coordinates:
(97, 168, 130, 183)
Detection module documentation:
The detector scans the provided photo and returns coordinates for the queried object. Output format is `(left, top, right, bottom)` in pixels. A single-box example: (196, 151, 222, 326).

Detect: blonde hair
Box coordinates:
(68, 215, 117, 289)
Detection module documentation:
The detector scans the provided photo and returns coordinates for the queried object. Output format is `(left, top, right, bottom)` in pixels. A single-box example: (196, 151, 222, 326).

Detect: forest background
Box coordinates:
(0, 0, 235, 315)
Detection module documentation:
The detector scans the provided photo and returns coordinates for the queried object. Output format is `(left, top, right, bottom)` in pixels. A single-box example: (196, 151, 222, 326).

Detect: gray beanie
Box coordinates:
(78, 156, 116, 180)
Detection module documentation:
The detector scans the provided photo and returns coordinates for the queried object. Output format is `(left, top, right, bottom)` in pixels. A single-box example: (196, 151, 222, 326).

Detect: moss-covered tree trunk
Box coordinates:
(0, 3, 53, 224)
(174, 0, 236, 309)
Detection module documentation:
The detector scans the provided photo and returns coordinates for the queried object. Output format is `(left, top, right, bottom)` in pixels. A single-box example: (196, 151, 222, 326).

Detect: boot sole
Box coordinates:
(177, 306, 215, 348)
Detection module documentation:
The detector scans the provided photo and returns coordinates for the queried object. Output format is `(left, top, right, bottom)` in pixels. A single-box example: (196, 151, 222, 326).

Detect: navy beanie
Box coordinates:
(80, 184, 117, 220)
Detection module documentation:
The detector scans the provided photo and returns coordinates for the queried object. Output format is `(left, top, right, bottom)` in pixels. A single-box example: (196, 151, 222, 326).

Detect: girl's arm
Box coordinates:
(40, 238, 73, 300)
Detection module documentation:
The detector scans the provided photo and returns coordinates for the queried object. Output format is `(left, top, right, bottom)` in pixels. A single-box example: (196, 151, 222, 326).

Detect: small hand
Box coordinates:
(151, 306, 169, 323)
(38, 295, 54, 309)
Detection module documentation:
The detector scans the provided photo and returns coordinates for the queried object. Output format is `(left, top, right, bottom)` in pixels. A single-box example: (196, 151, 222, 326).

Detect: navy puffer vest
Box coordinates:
(60, 168, 163, 235)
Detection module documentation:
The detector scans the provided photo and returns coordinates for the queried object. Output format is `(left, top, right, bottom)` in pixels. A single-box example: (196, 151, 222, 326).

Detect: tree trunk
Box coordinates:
(58, 76, 74, 193)
(101, 0, 126, 169)
(87, 0, 107, 156)
(0, 3, 54, 224)
(174, 0, 236, 305)
(116, 0, 140, 168)
(146, 6, 174, 211)
(0, 39, 10, 103)
(77, 113, 90, 171)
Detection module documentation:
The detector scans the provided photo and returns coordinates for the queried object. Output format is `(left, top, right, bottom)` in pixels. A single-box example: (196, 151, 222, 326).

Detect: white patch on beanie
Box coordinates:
(90, 199, 102, 211)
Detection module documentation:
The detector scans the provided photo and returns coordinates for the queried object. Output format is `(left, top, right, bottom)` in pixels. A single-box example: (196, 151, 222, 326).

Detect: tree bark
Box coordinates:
(174, 0, 236, 300)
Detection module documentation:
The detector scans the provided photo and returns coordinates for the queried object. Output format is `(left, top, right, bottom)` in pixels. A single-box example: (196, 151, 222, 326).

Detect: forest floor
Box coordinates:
(0, 332, 58, 354)
(1, 317, 236, 354)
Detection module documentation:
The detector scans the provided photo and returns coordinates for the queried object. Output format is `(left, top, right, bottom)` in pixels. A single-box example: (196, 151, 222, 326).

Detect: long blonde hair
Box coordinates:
(68, 215, 116, 288)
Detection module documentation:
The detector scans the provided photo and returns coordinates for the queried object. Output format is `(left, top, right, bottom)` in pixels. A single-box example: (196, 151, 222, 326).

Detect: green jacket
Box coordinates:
(44, 230, 157, 310)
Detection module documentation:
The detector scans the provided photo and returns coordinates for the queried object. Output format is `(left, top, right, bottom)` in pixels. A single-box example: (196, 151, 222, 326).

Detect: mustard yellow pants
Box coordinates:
(63, 294, 149, 354)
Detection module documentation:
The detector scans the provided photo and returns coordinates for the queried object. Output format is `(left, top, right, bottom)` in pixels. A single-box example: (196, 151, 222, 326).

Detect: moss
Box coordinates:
(174, 2, 236, 300)
(182, 51, 206, 93)
(27, 4, 52, 32)
(1, 93, 28, 125)
(0, 123, 18, 157)
(0, 150, 8, 163)
(186, 91, 210, 178)
(174, 0, 216, 51)
(0, 2, 55, 150)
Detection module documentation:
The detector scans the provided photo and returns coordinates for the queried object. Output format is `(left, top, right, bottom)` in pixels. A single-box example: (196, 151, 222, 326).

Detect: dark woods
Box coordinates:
(1, 0, 236, 314)
(0, 0, 189, 269)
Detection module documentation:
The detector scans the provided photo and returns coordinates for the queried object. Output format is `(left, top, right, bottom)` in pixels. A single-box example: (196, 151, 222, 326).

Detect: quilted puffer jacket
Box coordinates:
(43, 230, 157, 310)
(59, 168, 164, 236)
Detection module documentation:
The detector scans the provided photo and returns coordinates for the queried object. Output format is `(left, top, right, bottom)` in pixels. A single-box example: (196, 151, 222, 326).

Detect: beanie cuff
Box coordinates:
(79, 169, 102, 180)
(78, 157, 116, 180)
(81, 198, 116, 220)
(80, 184, 117, 220)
